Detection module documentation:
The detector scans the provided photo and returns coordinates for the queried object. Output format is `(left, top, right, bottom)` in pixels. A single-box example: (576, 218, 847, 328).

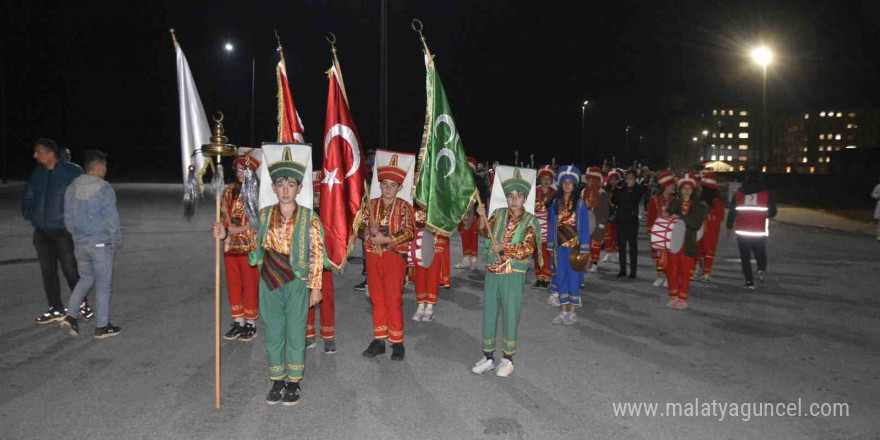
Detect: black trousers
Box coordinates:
(737, 236, 767, 283)
(32, 230, 80, 310)
(616, 221, 639, 275)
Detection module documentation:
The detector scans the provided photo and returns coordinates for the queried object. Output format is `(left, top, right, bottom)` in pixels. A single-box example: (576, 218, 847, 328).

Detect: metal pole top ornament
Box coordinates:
(202, 112, 237, 158)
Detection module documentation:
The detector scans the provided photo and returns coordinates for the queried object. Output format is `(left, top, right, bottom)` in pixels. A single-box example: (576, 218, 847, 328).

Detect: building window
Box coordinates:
(712, 109, 718, 115)
(786, 166, 792, 173)
(719, 133, 726, 139)
(847, 124, 856, 129)
(827, 133, 833, 139)
(728, 109, 733, 115)
(810, 167, 816, 173)
(739, 121, 749, 127)
(711, 155, 717, 161)
(700, 156, 704, 161)
(835, 146, 841, 151)
(739, 145, 749, 150)
(826, 157, 831, 163)
(727, 155, 733, 161)
(740, 110, 748, 116)
(804, 113, 810, 119)
(846, 145, 857, 149)
(728, 145, 734, 150)
(819, 146, 824, 152)
(802, 157, 808, 163)
(762, 166, 767, 172)
(803, 147, 808, 152)
(712, 133, 717, 138)
(820, 112, 826, 117)
(848, 112, 857, 118)
(738, 156, 748, 162)
(738, 133, 748, 139)
(836, 112, 842, 117)
(819, 134, 825, 140)
(835, 134, 841, 140)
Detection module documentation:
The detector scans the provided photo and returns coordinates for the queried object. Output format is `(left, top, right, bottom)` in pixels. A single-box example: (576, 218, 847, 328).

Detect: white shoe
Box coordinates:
(701, 274, 711, 283)
(552, 312, 566, 324)
(652, 277, 665, 288)
(757, 270, 765, 283)
(587, 263, 598, 273)
(469, 257, 477, 270)
(547, 293, 560, 307)
(610, 254, 619, 263)
(412, 304, 426, 321)
(306, 338, 317, 349)
(455, 259, 470, 269)
(563, 312, 577, 325)
(602, 254, 611, 263)
(666, 299, 677, 309)
(495, 359, 514, 377)
(472, 357, 496, 374)
(662, 279, 668, 288)
(421, 306, 434, 322)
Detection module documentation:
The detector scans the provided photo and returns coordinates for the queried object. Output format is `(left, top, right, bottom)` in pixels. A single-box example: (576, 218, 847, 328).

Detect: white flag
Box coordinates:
(175, 44, 209, 185)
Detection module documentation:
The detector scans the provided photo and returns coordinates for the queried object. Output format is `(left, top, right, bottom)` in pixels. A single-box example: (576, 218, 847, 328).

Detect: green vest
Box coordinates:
(249, 205, 324, 280)
(483, 209, 543, 272)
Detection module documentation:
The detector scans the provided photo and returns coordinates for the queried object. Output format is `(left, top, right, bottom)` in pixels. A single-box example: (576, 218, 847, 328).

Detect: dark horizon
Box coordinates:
(3, 0, 880, 181)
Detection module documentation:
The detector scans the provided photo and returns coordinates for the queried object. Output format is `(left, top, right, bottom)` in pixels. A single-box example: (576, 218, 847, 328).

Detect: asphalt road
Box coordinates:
(1, 184, 878, 440)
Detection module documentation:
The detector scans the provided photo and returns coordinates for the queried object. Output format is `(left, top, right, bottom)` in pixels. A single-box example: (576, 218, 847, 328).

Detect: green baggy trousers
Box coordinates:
(482, 272, 525, 356)
(259, 278, 309, 381)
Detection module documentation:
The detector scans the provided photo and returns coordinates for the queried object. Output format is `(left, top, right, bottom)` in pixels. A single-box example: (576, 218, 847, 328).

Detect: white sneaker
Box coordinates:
(563, 312, 577, 325)
(757, 270, 765, 283)
(547, 293, 560, 307)
(666, 299, 677, 309)
(662, 279, 668, 288)
(552, 312, 567, 324)
(412, 304, 426, 321)
(306, 338, 317, 349)
(495, 358, 514, 377)
(472, 357, 496, 374)
(602, 254, 611, 263)
(455, 259, 470, 269)
(469, 257, 477, 270)
(701, 274, 711, 283)
(422, 306, 434, 322)
(610, 254, 619, 263)
(588, 263, 598, 273)
(652, 277, 665, 288)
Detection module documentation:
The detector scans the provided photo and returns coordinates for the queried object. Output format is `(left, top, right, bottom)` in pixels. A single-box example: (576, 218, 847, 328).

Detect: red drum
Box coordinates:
(408, 228, 435, 268)
(651, 216, 704, 253)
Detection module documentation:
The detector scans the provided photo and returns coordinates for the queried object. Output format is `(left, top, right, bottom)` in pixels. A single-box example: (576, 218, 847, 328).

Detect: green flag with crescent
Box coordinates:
(413, 54, 478, 236)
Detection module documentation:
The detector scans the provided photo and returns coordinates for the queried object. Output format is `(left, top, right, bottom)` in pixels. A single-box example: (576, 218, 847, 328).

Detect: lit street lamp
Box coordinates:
(224, 42, 234, 52)
(751, 45, 773, 167)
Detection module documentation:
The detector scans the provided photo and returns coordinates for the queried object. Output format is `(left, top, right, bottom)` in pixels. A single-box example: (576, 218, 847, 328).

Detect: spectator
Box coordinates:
(21, 138, 92, 324)
(872, 176, 880, 242)
(60, 150, 122, 339)
(611, 170, 645, 278)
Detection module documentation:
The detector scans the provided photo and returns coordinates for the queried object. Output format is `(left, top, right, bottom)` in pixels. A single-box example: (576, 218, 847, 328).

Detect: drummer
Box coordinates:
(646, 171, 677, 288)
(412, 206, 448, 322)
(664, 173, 708, 310)
(547, 166, 591, 325)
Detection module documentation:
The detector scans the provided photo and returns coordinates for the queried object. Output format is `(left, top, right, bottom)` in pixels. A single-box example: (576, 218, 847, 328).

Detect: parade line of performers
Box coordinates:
(196, 150, 774, 406)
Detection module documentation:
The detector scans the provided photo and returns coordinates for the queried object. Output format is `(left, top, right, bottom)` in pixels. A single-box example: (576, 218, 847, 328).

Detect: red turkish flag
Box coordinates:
(320, 62, 366, 269)
(277, 50, 305, 143)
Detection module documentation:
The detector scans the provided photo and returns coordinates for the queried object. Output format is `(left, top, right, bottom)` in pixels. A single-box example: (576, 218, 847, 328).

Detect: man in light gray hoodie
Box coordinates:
(60, 150, 123, 339)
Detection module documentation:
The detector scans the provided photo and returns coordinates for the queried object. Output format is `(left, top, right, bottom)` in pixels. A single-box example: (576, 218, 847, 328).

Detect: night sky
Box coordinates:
(3, 0, 880, 181)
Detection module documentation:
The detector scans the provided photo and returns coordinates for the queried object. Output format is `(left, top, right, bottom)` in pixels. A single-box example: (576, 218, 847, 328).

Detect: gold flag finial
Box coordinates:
(169, 28, 179, 50)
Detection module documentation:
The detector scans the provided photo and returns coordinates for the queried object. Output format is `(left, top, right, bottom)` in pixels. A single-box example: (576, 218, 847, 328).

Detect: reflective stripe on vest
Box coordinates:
(734, 190, 769, 237)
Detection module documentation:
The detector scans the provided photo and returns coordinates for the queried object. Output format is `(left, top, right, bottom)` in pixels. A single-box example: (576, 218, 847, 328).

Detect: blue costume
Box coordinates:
(547, 166, 591, 307)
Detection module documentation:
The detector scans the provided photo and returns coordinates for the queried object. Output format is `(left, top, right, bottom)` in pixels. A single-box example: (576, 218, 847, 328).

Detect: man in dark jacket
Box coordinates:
(611, 170, 645, 278)
(21, 139, 92, 324)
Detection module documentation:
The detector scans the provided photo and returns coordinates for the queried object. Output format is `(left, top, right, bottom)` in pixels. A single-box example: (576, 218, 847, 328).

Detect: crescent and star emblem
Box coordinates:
(323, 123, 361, 178)
(433, 114, 459, 178)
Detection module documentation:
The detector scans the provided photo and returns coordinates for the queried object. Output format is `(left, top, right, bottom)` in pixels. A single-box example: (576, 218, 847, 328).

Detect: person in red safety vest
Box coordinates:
(726, 176, 777, 290)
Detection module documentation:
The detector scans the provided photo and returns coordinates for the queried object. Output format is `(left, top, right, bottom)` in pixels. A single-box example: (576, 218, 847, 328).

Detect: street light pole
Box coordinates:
(751, 46, 772, 167)
(250, 57, 255, 148)
(581, 100, 589, 168)
(625, 125, 631, 163)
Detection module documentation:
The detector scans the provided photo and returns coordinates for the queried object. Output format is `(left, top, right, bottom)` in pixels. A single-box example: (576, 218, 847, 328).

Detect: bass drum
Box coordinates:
(408, 228, 435, 268)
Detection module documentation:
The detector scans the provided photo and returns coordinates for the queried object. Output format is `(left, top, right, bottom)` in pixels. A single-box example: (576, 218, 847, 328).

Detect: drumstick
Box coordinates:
(475, 198, 501, 256)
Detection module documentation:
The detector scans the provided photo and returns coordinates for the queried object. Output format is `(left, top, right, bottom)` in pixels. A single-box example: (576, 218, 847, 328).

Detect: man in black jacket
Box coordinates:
(611, 170, 645, 278)
(22, 139, 93, 324)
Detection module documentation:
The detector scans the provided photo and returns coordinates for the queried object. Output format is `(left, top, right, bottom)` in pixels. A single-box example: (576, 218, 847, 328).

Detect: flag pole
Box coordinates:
(213, 154, 221, 409)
